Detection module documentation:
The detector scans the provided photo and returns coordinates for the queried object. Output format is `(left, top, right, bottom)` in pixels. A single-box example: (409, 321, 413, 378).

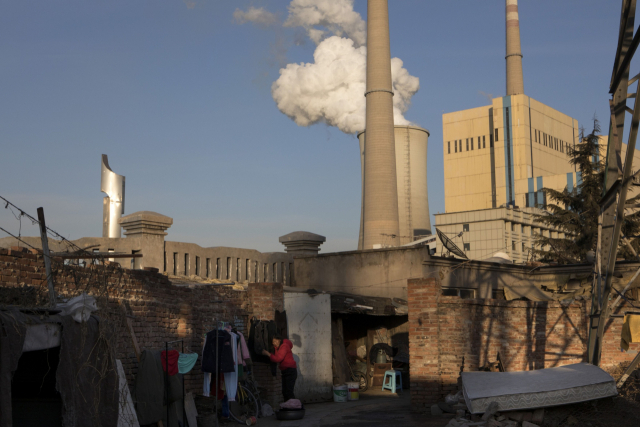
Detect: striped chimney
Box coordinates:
(362, 0, 400, 249)
(506, 0, 524, 95)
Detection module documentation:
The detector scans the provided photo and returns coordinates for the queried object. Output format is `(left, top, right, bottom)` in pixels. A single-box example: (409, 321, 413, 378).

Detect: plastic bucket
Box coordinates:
(346, 381, 359, 401)
(333, 384, 348, 402)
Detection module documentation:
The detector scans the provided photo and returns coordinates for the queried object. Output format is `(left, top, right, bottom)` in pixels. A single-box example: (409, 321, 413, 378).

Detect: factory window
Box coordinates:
(206, 258, 211, 278)
(512, 241, 517, 251)
(263, 264, 268, 281)
(173, 253, 178, 275)
(483, 135, 486, 148)
(227, 257, 231, 280)
(495, 129, 499, 142)
(466, 138, 469, 151)
(511, 223, 516, 232)
(535, 130, 537, 143)
(184, 253, 189, 276)
(464, 243, 470, 251)
(454, 140, 457, 153)
(463, 223, 470, 232)
(237, 258, 241, 281)
(448, 141, 451, 154)
(460, 140, 463, 152)
(543, 133, 546, 146)
(273, 263, 277, 281)
(246, 259, 250, 281)
(522, 242, 526, 253)
(490, 134, 494, 148)
(216, 258, 220, 279)
(521, 224, 525, 233)
(195, 256, 200, 276)
(471, 137, 474, 150)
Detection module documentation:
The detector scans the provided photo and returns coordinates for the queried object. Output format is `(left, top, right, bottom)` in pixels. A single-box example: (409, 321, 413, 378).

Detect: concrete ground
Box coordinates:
(255, 389, 453, 427)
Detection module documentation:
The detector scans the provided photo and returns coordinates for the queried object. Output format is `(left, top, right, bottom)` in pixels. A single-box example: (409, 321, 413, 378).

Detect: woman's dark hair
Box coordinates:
(273, 334, 283, 341)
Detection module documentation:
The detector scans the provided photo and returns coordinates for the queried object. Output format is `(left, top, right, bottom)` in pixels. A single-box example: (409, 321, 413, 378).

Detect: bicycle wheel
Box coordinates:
(228, 384, 259, 424)
(352, 371, 368, 392)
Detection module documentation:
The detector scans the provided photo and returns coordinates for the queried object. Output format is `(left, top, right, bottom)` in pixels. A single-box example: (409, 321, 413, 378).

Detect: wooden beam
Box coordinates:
(51, 253, 143, 259)
(37, 207, 56, 307)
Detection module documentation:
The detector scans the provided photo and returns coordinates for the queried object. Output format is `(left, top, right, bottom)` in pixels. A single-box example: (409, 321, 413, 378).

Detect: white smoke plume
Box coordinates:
(233, 7, 277, 26)
(234, 0, 420, 134)
(283, 0, 366, 46)
(272, 36, 419, 134)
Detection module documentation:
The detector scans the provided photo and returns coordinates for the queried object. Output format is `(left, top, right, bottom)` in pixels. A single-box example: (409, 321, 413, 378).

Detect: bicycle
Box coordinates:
(228, 368, 262, 424)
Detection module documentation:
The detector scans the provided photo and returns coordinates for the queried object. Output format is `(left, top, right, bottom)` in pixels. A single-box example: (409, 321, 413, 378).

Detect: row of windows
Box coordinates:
(447, 135, 492, 154)
(534, 129, 568, 154)
(447, 129, 569, 155)
(169, 253, 293, 284)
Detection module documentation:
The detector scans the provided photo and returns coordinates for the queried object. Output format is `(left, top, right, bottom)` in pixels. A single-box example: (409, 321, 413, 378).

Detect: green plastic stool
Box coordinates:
(381, 370, 402, 393)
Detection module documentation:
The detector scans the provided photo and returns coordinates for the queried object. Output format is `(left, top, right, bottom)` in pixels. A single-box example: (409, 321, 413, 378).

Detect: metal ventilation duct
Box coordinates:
(100, 154, 125, 238)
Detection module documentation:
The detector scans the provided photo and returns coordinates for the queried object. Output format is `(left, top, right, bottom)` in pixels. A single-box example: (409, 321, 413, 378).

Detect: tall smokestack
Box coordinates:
(362, 0, 400, 249)
(506, 0, 524, 96)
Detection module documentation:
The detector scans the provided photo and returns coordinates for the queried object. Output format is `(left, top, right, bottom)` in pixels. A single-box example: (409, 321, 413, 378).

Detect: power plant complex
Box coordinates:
(358, 0, 432, 250)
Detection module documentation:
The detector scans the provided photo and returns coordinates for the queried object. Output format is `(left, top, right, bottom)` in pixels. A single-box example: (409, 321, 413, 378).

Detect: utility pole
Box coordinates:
(37, 207, 56, 307)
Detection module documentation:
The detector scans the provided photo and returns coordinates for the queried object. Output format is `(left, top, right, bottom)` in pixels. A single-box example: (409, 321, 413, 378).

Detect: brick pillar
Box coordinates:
(247, 283, 284, 408)
(408, 277, 441, 412)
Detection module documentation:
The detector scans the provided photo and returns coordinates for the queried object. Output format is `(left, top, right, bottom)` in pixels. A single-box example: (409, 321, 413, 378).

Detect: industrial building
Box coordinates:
(435, 0, 591, 262)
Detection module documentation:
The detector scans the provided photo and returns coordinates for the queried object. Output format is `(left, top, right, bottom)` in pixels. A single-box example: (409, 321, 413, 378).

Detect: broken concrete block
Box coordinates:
(456, 409, 466, 420)
(531, 408, 544, 424)
(496, 415, 506, 421)
(482, 402, 499, 421)
(439, 401, 456, 413)
(566, 415, 579, 425)
(522, 422, 540, 427)
(446, 419, 465, 427)
(504, 411, 532, 422)
(431, 404, 443, 415)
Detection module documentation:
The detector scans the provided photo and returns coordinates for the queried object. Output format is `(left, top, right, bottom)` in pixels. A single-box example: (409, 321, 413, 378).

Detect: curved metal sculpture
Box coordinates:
(101, 154, 125, 238)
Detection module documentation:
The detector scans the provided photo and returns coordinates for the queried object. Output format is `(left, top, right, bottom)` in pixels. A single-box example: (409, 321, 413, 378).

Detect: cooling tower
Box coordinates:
(358, 125, 432, 249)
(362, 0, 400, 249)
(506, 0, 524, 95)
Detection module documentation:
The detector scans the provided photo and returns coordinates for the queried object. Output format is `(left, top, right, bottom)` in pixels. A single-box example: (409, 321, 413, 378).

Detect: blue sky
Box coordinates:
(0, 1, 627, 253)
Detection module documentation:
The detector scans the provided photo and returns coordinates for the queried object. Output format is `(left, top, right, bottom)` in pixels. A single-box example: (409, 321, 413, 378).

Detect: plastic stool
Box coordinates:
(381, 370, 402, 393)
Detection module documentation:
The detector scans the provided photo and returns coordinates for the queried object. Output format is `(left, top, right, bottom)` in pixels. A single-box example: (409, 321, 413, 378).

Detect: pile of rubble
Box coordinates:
(434, 394, 545, 427)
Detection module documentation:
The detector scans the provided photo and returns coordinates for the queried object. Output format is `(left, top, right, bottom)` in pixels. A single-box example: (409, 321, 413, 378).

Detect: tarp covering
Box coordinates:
(56, 314, 119, 427)
(461, 363, 617, 414)
(0, 309, 118, 427)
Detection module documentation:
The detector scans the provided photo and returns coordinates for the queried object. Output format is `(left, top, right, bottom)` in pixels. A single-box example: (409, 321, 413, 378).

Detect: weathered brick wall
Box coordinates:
(248, 282, 284, 407)
(0, 247, 285, 405)
(409, 277, 640, 412)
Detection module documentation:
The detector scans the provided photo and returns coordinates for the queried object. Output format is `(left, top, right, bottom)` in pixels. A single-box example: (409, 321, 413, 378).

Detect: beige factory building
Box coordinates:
(433, 0, 638, 263)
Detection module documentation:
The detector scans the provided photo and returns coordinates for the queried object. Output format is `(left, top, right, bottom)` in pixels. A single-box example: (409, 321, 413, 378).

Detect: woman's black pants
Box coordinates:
(281, 368, 297, 401)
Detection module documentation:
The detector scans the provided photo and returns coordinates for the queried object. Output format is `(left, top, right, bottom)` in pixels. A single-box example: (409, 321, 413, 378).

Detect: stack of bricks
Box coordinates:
(247, 282, 284, 408)
(0, 247, 286, 404)
(408, 277, 640, 412)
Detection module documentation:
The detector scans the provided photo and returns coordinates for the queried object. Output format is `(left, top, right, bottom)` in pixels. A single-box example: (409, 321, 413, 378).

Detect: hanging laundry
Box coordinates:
(237, 331, 251, 363)
(225, 332, 239, 402)
(160, 350, 179, 376)
(178, 353, 198, 374)
(202, 330, 234, 373)
(621, 314, 640, 351)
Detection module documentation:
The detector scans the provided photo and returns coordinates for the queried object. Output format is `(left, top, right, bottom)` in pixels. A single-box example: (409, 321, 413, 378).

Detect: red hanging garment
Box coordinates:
(161, 350, 179, 376)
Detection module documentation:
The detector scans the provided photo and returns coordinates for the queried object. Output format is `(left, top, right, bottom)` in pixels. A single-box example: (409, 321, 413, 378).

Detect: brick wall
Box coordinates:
(248, 282, 284, 407)
(0, 247, 285, 405)
(408, 277, 640, 412)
